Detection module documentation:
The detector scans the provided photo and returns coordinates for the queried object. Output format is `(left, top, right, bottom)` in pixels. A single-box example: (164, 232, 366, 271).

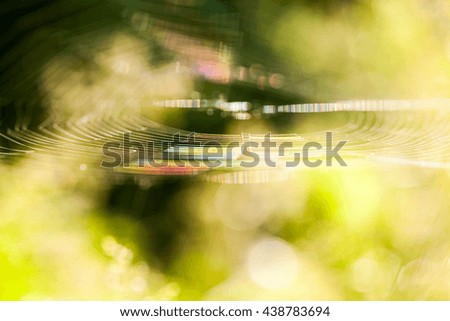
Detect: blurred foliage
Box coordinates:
(258, 0, 450, 100)
(1, 158, 449, 300)
(1, 0, 450, 300)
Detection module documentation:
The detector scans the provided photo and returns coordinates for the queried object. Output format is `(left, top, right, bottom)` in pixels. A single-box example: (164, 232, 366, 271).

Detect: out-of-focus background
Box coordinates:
(0, 0, 449, 300)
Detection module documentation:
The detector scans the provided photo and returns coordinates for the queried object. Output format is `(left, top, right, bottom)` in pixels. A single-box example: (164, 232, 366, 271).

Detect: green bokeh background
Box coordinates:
(0, 0, 449, 300)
